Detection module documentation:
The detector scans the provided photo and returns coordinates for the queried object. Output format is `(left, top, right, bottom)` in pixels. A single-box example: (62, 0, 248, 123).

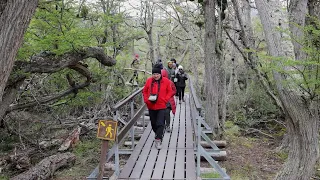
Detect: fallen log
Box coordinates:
(0, 148, 36, 172)
(141, 116, 150, 121)
(124, 141, 138, 146)
(199, 151, 227, 161)
(11, 152, 76, 180)
(136, 121, 149, 127)
(200, 140, 227, 148)
(200, 167, 226, 174)
(58, 126, 81, 151)
(39, 139, 63, 149)
(134, 126, 144, 131)
(127, 134, 143, 140)
(104, 162, 115, 171)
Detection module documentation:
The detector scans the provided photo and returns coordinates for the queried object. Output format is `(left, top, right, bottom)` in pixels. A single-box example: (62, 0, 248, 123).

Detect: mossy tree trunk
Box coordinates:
(0, 1, 38, 102)
(255, 0, 319, 179)
(203, 0, 220, 135)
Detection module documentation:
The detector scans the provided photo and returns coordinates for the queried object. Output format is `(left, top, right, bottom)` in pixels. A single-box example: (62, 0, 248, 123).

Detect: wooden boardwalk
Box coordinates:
(118, 96, 196, 180)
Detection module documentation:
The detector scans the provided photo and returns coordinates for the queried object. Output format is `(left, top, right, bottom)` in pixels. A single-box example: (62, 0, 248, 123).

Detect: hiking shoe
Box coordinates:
(155, 139, 162, 150)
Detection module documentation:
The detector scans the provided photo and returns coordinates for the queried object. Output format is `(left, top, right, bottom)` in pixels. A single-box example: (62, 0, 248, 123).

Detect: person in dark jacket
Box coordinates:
(142, 64, 175, 149)
(171, 58, 179, 69)
(172, 63, 179, 97)
(176, 65, 188, 104)
(128, 54, 140, 85)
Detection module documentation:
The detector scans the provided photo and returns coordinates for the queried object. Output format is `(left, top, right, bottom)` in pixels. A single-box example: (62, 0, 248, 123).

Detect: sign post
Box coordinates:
(96, 120, 117, 180)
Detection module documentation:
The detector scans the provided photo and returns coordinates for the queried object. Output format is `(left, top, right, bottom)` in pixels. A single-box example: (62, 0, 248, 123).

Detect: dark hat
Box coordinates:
(153, 62, 163, 69)
(152, 63, 162, 74)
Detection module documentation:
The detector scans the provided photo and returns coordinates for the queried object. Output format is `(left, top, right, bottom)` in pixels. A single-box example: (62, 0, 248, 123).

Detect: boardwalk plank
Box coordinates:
(163, 103, 181, 179)
(185, 96, 196, 179)
(185, 95, 194, 149)
(119, 94, 198, 180)
(162, 149, 176, 179)
(118, 124, 152, 179)
(129, 132, 155, 178)
(186, 149, 196, 180)
(178, 101, 186, 149)
(175, 101, 186, 179)
(150, 132, 170, 179)
(142, 132, 170, 179)
(175, 149, 185, 179)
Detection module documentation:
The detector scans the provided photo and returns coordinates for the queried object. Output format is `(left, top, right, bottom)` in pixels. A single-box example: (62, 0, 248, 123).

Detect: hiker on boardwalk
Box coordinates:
(171, 58, 179, 69)
(172, 63, 179, 97)
(176, 65, 188, 104)
(165, 60, 175, 82)
(161, 69, 176, 132)
(128, 54, 140, 85)
(142, 63, 175, 149)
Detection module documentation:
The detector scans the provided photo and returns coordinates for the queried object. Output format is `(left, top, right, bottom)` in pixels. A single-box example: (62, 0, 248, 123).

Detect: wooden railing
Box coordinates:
(87, 87, 146, 179)
(188, 77, 230, 180)
(113, 87, 146, 145)
(189, 77, 202, 115)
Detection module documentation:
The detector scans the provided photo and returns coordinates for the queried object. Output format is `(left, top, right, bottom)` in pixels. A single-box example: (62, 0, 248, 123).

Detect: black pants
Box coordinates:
(149, 109, 165, 140)
(164, 108, 171, 128)
(177, 86, 185, 100)
(174, 82, 178, 96)
(129, 70, 138, 83)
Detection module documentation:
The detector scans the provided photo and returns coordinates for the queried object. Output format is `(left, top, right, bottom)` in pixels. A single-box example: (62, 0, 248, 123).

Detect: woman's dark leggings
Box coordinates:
(177, 86, 186, 100)
(164, 108, 171, 128)
(149, 109, 165, 140)
(174, 83, 178, 96)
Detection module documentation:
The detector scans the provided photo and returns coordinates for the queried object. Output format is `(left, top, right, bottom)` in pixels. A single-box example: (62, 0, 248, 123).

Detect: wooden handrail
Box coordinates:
(117, 104, 146, 142)
(188, 77, 202, 112)
(112, 87, 144, 110)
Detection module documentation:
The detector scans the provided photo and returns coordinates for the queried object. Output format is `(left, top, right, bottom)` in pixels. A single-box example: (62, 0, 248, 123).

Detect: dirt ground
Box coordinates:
(216, 136, 284, 180)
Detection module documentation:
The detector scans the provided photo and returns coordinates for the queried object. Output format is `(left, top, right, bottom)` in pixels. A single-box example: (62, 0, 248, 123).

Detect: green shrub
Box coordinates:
(201, 172, 221, 178)
(0, 175, 9, 180)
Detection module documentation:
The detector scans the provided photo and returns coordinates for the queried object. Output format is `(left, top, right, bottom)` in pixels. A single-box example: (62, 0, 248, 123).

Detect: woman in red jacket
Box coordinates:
(142, 64, 175, 150)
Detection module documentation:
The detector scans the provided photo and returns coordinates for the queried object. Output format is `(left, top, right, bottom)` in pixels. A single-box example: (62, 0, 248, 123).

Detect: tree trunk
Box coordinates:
(216, 4, 227, 137)
(155, 32, 161, 60)
(230, 0, 285, 112)
(144, 1, 155, 65)
(0, 1, 38, 101)
(288, 0, 308, 61)
(255, 0, 319, 179)
(11, 152, 76, 180)
(308, 0, 320, 20)
(203, 0, 219, 135)
(147, 30, 155, 65)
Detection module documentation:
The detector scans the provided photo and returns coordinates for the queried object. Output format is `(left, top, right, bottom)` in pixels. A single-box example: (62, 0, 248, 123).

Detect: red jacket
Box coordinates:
(161, 69, 176, 114)
(143, 76, 175, 110)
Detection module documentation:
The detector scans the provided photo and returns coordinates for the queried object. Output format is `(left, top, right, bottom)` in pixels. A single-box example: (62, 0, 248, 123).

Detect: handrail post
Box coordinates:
(130, 100, 135, 150)
(197, 115, 201, 178)
(114, 110, 120, 176)
(142, 95, 145, 131)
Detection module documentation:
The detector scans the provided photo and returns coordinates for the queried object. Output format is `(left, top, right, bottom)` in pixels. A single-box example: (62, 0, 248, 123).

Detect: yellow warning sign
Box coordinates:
(97, 120, 117, 141)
